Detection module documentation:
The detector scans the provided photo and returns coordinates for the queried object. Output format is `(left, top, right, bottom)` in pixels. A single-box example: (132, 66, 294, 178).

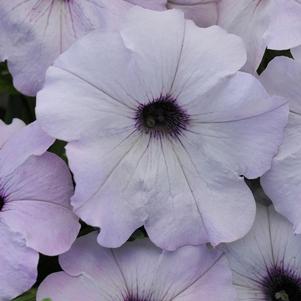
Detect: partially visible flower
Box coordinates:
(0, 119, 80, 300)
(167, 0, 220, 27)
(37, 232, 236, 301)
(217, 0, 301, 73)
(37, 7, 288, 250)
(224, 204, 301, 301)
(260, 56, 301, 233)
(0, 0, 164, 96)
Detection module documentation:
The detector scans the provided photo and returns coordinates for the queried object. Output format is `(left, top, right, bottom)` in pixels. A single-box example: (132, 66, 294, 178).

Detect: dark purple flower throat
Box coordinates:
(262, 265, 301, 301)
(135, 95, 189, 139)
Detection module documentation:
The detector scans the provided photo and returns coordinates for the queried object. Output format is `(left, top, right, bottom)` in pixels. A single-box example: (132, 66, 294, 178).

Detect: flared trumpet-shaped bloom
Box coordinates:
(167, 0, 220, 27)
(218, 0, 301, 73)
(0, 0, 165, 96)
(260, 56, 301, 234)
(37, 8, 288, 250)
(37, 232, 236, 301)
(0, 119, 80, 300)
(224, 204, 301, 301)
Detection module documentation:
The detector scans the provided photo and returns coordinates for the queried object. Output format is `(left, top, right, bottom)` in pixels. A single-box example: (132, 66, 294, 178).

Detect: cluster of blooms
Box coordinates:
(0, 1, 301, 301)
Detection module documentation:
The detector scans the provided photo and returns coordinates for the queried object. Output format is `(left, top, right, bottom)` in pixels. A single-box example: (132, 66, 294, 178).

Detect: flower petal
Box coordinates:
(127, 0, 167, 10)
(260, 56, 301, 113)
(224, 204, 301, 300)
(113, 238, 236, 300)
(37, 31, 140, 141)
(0, 0, 131, 95)
(41, 232, 236, 301)
(260, 56, 301, 232)
(266, 0, 301, 50)
(145, 139, 256, 249)
(0, 118, 25, 148)
(68, 131, 256, 249)
(0, 152, 80, 255)
(261, 114, 301, 233)
(217, 0, 270, 72)
(120, 7, 187, 99)
(37, 272, 105, 301)
(186, 72, 288, 179)
(67, 134, 150, 248)
(167, 0, 220, 27)
(0, 121, 54, 176)
(169, 22, 246, 101)
(0, 221, 38, 300)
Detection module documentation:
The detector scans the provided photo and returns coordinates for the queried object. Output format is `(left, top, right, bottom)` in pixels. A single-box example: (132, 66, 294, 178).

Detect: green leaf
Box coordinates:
(0, 62, 18, 95)
(12, 289, 36, 301)
(48, 139, 67, 159)
(3, 94, 36, 124)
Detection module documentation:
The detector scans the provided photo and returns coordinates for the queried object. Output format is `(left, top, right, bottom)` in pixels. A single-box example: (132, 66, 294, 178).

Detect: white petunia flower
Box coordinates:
(37, 7, 288, 250)
(224, 204, 301, 301)
(260, 56, 301, 233)
(218, 0, 301, 73)
(37, 232, 237, 301)
(0, 0, 165, 96)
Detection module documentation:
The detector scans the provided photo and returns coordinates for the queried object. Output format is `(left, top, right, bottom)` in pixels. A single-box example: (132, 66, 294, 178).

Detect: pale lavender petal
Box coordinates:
(127, 0, 167, 10)
(67, 136, 149, 248)
(218, 0, 301, 72)
(167, 0, 220, 27)
(37, 272, 104, 301)
(0, 121, 54, 177)
(36, 31, 143, 141)
(217, 0, 270, 73)
(0, 222, 38, 300)
(38, 233, 236, 301)
(260, 56, 301, 233)
(266, 0, 301, 50)
(0, 118, 25, 148)
(261, 114, 301, 233)
(260, 56, 301, 113)
(120, 8, 187, 99)
(224, 204, 301, 300)
(144, 140, 256, 249)
(168, 22, 246, 100)
(0, 0, 131, 95)
(0, 152, 80, 255)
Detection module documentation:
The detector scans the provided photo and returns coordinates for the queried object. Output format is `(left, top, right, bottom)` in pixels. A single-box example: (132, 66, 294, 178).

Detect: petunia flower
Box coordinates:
(224, 203, 301, 301)
(37, 232, 237, 301)
(36, 8, 288, 250)
(0, 119, 80, 300)
(167, 0, 220, 27)
(0, 0, 165, 96)
(260, 56, 301, 234)
(217, 0, 301, 73)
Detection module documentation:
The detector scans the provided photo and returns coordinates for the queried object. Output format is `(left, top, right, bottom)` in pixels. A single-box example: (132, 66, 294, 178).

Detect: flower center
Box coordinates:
(262, 266, 301, 301)
(135, 95, 189, 139)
